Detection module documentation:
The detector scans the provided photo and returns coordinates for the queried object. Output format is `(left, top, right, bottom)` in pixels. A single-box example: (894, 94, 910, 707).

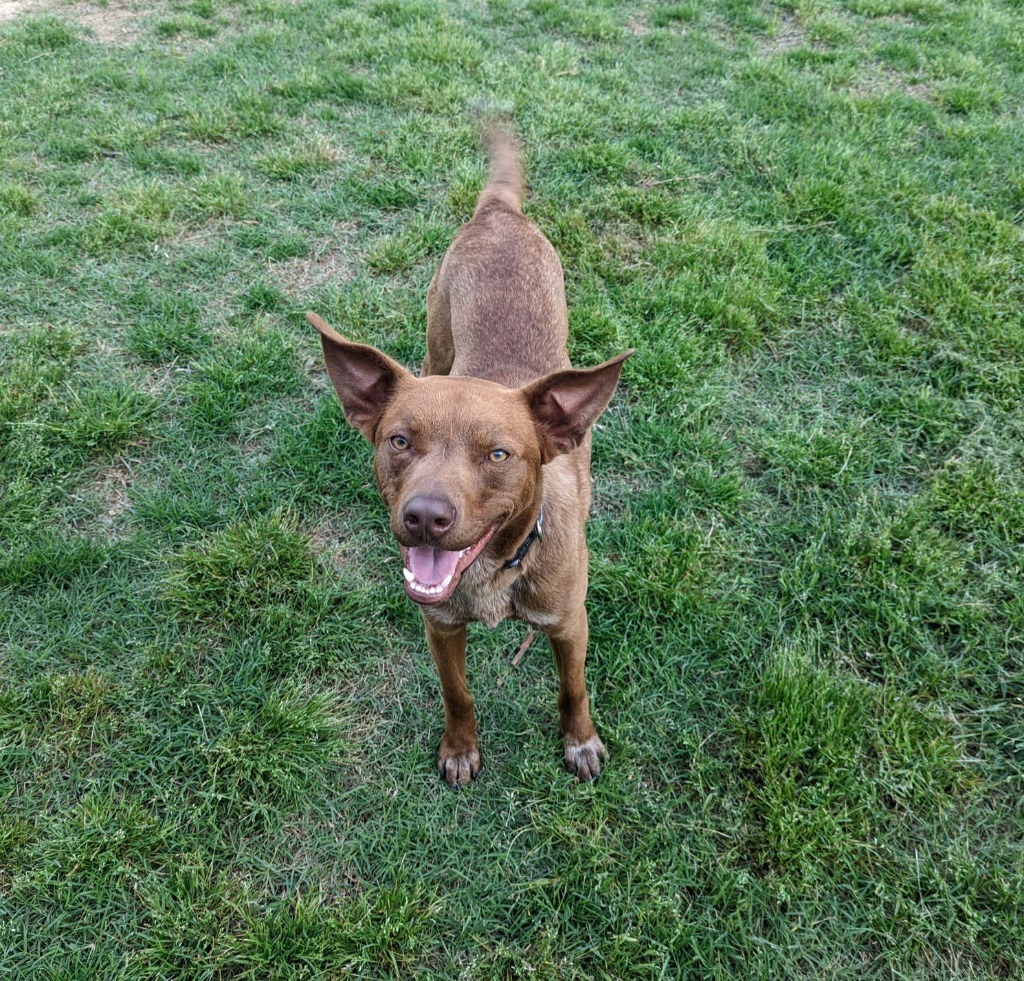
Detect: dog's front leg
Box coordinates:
(423, 616, 480, 788)
(546, 606, 608, 781)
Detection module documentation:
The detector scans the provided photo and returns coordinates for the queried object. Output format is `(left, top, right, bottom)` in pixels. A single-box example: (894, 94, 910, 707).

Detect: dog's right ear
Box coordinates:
(307, 312, 413, 442)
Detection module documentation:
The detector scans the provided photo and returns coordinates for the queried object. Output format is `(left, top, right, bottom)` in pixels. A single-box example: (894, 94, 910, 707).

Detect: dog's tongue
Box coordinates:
(407, 546, 461, 586)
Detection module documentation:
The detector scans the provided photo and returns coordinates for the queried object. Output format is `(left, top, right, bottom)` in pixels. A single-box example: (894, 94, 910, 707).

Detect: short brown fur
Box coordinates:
(308, 128, 631, 787)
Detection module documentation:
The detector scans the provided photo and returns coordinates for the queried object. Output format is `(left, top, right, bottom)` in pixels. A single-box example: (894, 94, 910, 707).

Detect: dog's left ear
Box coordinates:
(522, 350, 633, 462)
(307, 311, 414, 441)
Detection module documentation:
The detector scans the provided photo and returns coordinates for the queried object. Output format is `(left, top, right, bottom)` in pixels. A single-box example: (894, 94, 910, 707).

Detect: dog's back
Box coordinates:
(424, 130, 571, 387)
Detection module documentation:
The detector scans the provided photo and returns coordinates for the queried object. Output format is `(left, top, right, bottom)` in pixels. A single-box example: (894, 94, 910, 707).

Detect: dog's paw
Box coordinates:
(563, 734, 608, 782)
(437, 740, 480, 789)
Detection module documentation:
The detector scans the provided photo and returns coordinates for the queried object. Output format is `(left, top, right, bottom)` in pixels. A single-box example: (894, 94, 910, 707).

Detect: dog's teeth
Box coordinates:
(406, 574, 453, 597)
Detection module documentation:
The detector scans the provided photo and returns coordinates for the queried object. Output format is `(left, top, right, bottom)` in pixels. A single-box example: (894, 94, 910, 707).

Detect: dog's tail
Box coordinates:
(474, 122, 524, 216)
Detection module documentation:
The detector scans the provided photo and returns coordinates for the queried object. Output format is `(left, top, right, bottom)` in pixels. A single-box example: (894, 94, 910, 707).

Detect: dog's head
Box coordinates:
(308, 312, 630, 604)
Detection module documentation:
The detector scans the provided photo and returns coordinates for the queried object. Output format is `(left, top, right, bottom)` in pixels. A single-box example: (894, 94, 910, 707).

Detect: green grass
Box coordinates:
(2, 0, 1023, 975)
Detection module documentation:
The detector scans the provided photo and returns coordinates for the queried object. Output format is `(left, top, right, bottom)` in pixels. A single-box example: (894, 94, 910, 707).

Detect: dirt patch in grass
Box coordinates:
(70, 461, 135, 537)
(849, 64, 932, 102)
(759, 13, 810, 55)
(268, 227, 358, 295)
(0, 0, 150, 44)
(165, 219, 255, 250)
(269, 250, 355, 293)
(307, 517, 363, 572)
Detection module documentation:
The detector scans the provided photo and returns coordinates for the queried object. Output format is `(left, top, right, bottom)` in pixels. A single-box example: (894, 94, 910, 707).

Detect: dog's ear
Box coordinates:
(522, 350, 633, 462)
(307, 312, 414, 442)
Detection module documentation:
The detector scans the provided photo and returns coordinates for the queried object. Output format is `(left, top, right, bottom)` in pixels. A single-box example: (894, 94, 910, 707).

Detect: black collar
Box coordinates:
(503, 507, 544, 569)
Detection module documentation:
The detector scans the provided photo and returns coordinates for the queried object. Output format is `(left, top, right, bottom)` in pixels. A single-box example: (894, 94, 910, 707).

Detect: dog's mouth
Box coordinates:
(400, 524, 498, 605)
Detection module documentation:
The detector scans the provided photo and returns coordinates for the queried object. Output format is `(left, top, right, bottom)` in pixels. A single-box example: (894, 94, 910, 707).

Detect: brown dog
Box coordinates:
(307, 130, 631, 787)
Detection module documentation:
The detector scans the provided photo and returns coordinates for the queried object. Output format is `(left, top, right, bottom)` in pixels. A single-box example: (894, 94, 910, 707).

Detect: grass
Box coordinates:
(1, 0, 1023, 975)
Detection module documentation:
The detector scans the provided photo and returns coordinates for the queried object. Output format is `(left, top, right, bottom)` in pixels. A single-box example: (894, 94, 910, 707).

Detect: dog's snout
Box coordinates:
(402, 494, 455, 542)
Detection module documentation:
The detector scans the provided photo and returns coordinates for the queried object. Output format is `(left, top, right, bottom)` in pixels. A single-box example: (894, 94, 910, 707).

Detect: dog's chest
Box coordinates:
(426, 560, 556, 631)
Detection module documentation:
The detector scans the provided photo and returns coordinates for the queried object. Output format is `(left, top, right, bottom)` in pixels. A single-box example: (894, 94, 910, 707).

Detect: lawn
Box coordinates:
(1, 0, 1023, 976)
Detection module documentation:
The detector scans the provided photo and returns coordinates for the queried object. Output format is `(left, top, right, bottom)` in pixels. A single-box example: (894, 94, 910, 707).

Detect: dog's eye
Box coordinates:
(488, 449, 510, 463)
(389, 435, 410, 451)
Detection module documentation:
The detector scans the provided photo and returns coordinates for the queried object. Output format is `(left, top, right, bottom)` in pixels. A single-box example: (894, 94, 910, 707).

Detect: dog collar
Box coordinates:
(503, 507, 543, 569)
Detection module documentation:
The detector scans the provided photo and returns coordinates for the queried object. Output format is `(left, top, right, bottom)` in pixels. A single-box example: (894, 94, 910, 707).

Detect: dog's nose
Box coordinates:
(402, 495, 455, 542)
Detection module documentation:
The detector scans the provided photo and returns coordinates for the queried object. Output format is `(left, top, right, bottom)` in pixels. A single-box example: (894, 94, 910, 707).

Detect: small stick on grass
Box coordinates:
(511, 628, 535, 667)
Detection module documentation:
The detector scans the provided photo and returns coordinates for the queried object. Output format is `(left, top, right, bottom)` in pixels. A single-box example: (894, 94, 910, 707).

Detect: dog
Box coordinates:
(307, 128, 631, 787)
